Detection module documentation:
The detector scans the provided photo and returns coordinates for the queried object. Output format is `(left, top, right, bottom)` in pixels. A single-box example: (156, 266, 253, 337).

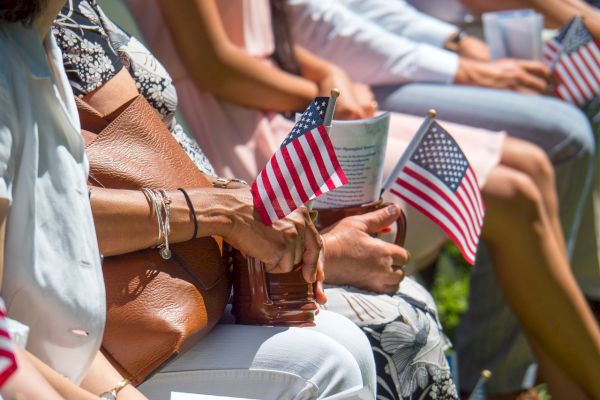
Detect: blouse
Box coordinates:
(52, 0, 216, 175)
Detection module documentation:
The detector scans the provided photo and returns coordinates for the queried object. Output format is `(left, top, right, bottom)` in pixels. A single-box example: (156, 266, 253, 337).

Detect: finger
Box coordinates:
(313, 280, 327, 305)
(293, 225, 305, 266)
(519, 60, 550, 78)
(392, 267, 405, 282)
(517, 71, 549, 93)
(514, 85, 541, 96)
(382, 282, 401, 295)
(272, 250, 296, 274)
(360, 204, 402, 233)
(381, 268, 404, 293)
(316, 253, 325, 282)
(301, 222, 322, 284)
(380, 241, 410, 266)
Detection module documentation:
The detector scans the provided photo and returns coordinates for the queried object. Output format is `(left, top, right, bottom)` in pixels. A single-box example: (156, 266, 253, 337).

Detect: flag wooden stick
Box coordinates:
(381, 109, 437, 195)
(323, 88, 340, 132)
(306, 89, 340, 212)
(468, 370, 492, 400)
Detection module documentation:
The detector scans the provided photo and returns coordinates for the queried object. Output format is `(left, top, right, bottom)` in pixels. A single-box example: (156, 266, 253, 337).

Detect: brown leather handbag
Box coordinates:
(77, 91, 231, 385)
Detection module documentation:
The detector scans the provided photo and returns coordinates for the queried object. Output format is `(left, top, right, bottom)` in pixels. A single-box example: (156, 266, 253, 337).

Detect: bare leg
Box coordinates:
(496, 138, 588, 399)
(481, 165, 600, 397)
(499, 137, 567, 253)
(529, 339, 589, 400)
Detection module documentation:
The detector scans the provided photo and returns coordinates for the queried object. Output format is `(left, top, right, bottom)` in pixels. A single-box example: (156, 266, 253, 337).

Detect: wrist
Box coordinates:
(321, 232, 340, 269)
(317, 66, 345, 95)
(187, 187, 252, 240)
(444, 29, 467, 53)
(454, 57, 481, 85)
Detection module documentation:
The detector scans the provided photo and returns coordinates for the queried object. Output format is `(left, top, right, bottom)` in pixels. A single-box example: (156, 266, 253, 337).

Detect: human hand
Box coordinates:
(455, 58, 550, 94)
(313, 255, 327, 305)
(456, 36, 491, 61)
(209, 188, 322, 284)
(351, 82, 377, 119)
(318, 67, 374, 120)
(321, 204, 410, 295)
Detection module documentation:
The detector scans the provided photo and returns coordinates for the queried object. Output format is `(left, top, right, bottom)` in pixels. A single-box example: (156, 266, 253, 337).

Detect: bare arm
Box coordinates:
(26, 350, 148, 400)
(91, 186, 321, 281)
(295, 45, 377, 119)
(157, 0, 317, 112)
(24, 351, 98, 400)
(0, 348, 65, 400)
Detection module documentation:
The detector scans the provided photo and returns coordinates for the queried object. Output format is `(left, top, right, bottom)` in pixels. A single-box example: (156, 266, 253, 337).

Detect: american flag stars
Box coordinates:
(411, 127, 469, 192)
(388, 120, 484, 265)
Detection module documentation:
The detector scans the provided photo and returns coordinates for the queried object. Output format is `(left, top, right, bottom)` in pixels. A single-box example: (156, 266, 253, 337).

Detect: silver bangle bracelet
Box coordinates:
(143, 188, 172, 259)
(157, 189, 172, 260)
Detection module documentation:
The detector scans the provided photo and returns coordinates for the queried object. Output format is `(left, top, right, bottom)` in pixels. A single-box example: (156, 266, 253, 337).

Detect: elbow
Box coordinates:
(184, 44, 237, 93)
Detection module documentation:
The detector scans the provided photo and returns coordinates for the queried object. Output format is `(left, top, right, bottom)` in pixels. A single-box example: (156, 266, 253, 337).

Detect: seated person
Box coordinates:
(0, 1, 377, 399)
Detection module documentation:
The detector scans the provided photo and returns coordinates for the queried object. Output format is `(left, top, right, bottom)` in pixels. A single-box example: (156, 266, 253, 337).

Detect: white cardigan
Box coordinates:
(0, 22, 105, 384)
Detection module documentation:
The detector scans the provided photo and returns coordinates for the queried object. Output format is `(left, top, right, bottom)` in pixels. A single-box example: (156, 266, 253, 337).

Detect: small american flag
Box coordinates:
(0, 303, 16, 387)
(544, 16, 600, 106)
(388, 120, 484, 265)
(252, 97, 347, 225)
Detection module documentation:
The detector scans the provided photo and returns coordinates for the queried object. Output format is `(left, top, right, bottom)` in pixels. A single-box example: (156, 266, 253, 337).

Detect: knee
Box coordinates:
(545, 103, 595, 162)
(290, 328, 365, 396)
(494, 172, 545, 224)
(520, 143, 556, 187)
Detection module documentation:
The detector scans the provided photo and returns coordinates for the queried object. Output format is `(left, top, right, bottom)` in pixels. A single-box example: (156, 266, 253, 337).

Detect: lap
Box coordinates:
(323, 279, 458, 400)
(373, 83, 593, 164)
(140, 310, 372, 400)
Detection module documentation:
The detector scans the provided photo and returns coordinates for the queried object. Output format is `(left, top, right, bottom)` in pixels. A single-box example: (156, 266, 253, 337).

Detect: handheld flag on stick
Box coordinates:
(544, 16, 600, 106)
(252, 95, 347, 225)
(383, 110, 484, 265)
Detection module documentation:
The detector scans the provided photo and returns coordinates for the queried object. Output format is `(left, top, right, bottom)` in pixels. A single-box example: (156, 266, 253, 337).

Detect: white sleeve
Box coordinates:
(0, 78, 14, 204)
(288, 0, 458, 85)
(340, 0, 459, 47)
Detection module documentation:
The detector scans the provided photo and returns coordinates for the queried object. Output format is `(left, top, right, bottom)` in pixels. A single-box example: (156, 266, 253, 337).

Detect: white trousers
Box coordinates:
(139, 310, 376, 400)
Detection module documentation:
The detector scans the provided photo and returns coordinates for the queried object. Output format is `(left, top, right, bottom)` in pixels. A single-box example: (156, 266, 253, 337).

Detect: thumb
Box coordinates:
(360, 204, 402, 233)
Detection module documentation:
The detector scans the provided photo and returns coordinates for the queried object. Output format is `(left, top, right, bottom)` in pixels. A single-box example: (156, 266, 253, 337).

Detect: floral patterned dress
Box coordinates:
(52, 0, 215, 175)
(52, 1, 459, 398)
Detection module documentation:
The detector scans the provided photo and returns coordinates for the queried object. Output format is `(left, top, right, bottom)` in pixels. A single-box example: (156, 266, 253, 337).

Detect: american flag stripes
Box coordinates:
(544, 16, 600, 106)
(0, 303, 16, 387)
(252, 97, 347, 225)
(387, 120, 484, 265)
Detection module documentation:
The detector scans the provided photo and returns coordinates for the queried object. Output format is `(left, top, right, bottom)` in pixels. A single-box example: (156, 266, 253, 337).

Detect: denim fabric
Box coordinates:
(374, 83, 596, 394)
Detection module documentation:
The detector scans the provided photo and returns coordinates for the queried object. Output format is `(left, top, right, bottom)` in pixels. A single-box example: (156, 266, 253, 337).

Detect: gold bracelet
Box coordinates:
(99, 378, 130, 399)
